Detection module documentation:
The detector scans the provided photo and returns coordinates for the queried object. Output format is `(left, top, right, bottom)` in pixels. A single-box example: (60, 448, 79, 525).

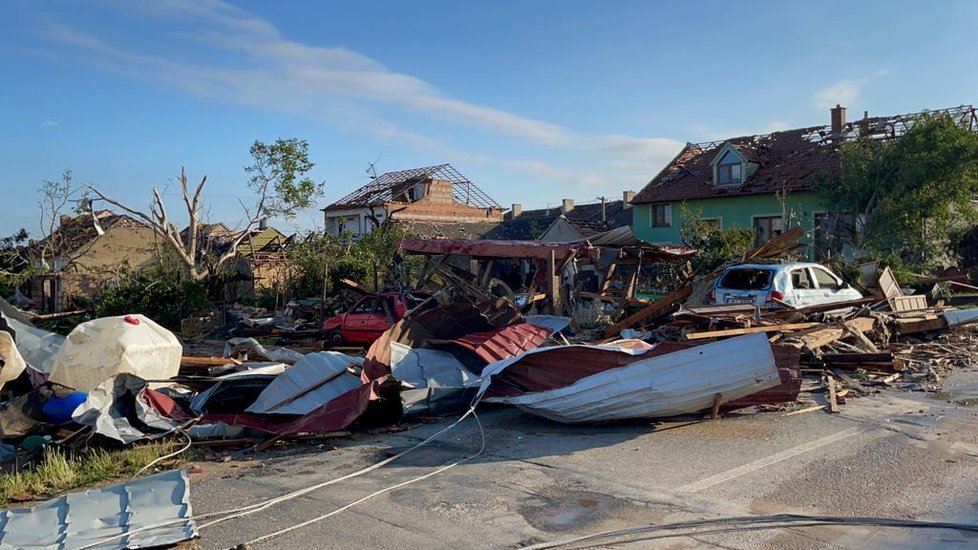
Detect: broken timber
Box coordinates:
(603, 284, 692, 339)
(791, 317, 876, 352)
(685, 322, 821, 341)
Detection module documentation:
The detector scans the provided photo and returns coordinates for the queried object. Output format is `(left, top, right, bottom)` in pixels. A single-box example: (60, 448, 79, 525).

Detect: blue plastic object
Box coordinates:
(41, 392, 88, 423)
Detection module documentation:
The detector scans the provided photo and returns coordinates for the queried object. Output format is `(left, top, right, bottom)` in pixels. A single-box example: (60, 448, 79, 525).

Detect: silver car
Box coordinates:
(708, 262, 863, 308)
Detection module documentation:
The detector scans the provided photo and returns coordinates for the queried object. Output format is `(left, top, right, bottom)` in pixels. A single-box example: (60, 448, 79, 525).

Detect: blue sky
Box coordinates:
(2, 0, 976, 236)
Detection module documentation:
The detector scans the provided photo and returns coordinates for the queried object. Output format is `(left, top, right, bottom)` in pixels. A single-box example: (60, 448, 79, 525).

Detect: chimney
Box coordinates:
(510, 203, 522, 219)
(259, 217, 268, 230)
(59, 214, 73, 227)
(831, 104, 846, 134)
(622, 190, 636, 209)
(561, 198, 575, 214)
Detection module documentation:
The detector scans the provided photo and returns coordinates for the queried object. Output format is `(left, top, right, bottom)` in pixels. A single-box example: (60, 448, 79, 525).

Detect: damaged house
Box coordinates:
(29, 210, 159, 312)
(495, 191, 637, 242)
(321, 164, 503, 239)
(630, 104, 978, 252)
(187, 222, 292, 300)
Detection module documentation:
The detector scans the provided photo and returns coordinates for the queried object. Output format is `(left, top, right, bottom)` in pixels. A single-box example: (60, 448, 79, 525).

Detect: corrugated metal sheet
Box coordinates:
(479, 333, 780, 422)
(0, 468, 196, 549)
(944, 309, 978, 327)
(448, 323, 552, 364)
(247, 352, 363, 415)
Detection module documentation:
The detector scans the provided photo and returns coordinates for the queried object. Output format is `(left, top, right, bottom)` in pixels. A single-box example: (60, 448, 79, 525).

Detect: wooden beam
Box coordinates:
(794, 317, 876, 351)
(603, 284, 692, 339)
(685, 322, 821, 340)
(827, 376, 840, 413)
(842, 320, 879, 353)
(710, 393, 723, 420)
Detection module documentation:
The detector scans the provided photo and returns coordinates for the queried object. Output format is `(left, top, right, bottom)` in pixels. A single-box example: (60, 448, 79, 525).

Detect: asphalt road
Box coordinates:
(189, 367, 978, 549)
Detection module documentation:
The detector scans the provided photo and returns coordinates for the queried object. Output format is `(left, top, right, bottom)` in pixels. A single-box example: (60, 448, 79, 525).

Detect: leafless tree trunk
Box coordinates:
(88, 167, 266, 281)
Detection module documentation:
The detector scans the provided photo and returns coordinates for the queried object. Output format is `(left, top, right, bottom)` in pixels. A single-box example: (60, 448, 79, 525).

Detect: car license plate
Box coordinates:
(725, 296, 754, 304)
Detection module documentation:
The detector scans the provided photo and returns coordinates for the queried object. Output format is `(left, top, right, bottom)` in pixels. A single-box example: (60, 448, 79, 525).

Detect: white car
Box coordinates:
(707, 262, 863, 308)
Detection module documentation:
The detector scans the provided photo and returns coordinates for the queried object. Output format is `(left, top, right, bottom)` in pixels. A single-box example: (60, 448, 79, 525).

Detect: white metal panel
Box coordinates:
(246, 352, 363, 415)
(0, 468, 196, 549)
(480, 333, 780, 423)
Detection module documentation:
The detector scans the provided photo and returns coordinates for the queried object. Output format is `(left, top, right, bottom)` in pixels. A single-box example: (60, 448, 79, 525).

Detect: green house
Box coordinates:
(631, 106, 854, 250)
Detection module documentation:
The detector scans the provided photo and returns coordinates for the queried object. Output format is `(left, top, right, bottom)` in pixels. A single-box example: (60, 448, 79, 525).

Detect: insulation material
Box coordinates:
(478, 333, 780, 423)
(0, 315, 64, 376)
(0, 468, 196, 549)
(246, 352, 363, 415)
(50, 315, 181, 391)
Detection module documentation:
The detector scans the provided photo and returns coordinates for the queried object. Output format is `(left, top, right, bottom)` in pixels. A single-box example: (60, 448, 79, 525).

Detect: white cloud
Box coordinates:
(40, 120, 58, 128)
(37, 0, 681, 190)
(812, 70, 889, 110)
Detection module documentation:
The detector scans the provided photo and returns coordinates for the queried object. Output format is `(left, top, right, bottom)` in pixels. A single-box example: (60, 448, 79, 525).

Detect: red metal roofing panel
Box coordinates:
(450, 323, 552, 364)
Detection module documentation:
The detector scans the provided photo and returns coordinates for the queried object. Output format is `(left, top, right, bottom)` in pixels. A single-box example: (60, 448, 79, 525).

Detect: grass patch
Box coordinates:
(0, 441, 193, 506)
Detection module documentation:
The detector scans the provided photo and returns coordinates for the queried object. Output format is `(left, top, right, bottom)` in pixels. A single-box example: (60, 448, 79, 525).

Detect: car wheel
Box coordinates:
(322, 329, 343, 349)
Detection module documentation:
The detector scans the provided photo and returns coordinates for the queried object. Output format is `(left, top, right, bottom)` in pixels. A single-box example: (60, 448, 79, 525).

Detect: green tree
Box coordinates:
(816, 112, 978, 269)
(88, 138, 324, 281)
(678, 203, 754, 272)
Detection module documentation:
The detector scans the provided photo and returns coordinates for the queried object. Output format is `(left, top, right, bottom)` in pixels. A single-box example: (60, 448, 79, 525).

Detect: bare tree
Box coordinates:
(88, 138, 324, 281)
(36, 170, 90, 270)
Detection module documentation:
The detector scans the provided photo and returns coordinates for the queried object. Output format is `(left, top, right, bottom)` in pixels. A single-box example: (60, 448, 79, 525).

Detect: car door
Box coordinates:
(787, 267, 819, 307)
(361, 296, 396, 342)
(342, 297, 379, 343)
(811, 266, 859, 304)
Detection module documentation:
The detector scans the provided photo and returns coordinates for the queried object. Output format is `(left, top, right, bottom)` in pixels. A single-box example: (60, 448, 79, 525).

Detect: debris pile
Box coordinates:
(1, 224, 978, 490)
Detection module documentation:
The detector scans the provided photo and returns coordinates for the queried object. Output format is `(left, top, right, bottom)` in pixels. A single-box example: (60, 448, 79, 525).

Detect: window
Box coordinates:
(717, 161, 742, 186)
(790, 269, 814, 290)
(651, 204, 672, 227)
(410, 183, 426, 201)
(718, 268, 773, 290)
(753, 216, 784, 246)
(351, 297, 378, 314)
(812, 267, 840, 289)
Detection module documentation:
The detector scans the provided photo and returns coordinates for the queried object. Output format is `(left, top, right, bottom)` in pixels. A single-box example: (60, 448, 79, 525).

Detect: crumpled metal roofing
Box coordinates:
(444, 323, 553, 365)
(478, 333, 780, 422)
(246, 351, 363, 415)
(0, 468, 196, 549)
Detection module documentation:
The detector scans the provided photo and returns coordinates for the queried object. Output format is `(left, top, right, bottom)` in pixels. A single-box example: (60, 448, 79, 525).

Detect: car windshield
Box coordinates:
(719, 268, 773, 290)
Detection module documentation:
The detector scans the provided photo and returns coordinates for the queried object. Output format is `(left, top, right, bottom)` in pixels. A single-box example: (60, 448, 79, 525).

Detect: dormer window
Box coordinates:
(711, 142, 750, 188)
(717, 156, 742, 185)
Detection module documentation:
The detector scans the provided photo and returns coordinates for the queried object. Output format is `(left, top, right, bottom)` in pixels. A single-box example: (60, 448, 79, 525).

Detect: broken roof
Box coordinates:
(633, 105, 978, 204)
(324, 163, 501, 211)
(501, 199, 634, 240)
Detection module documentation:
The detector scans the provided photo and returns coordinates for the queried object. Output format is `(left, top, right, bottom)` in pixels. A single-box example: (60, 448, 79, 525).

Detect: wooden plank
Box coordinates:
(823, 352, 893, 363)
(830, 367, 872, 395)
(827, 377, 839, 413)
(603, 284, 692, 339)
(794, 317, 876, 351)
(685, 322, 821, 341)
(710, 393, 723, 420)
(891, 315, 948, 335)
(783, 405, 827, 417)
(878, 267, 902, 301)
(842, 320, 879, 353)
(889, 294, 928, 312)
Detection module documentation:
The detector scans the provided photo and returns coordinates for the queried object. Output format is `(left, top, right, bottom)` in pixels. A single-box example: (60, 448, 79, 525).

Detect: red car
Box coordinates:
(322, 291, 433, 347)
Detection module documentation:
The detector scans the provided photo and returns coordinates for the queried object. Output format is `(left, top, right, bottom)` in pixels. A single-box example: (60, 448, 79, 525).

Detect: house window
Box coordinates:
(753, 216, 783, 246)
(651, 204, 672, 227)
(410, 183, 426, 201)
(717, 160, 742, 186)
